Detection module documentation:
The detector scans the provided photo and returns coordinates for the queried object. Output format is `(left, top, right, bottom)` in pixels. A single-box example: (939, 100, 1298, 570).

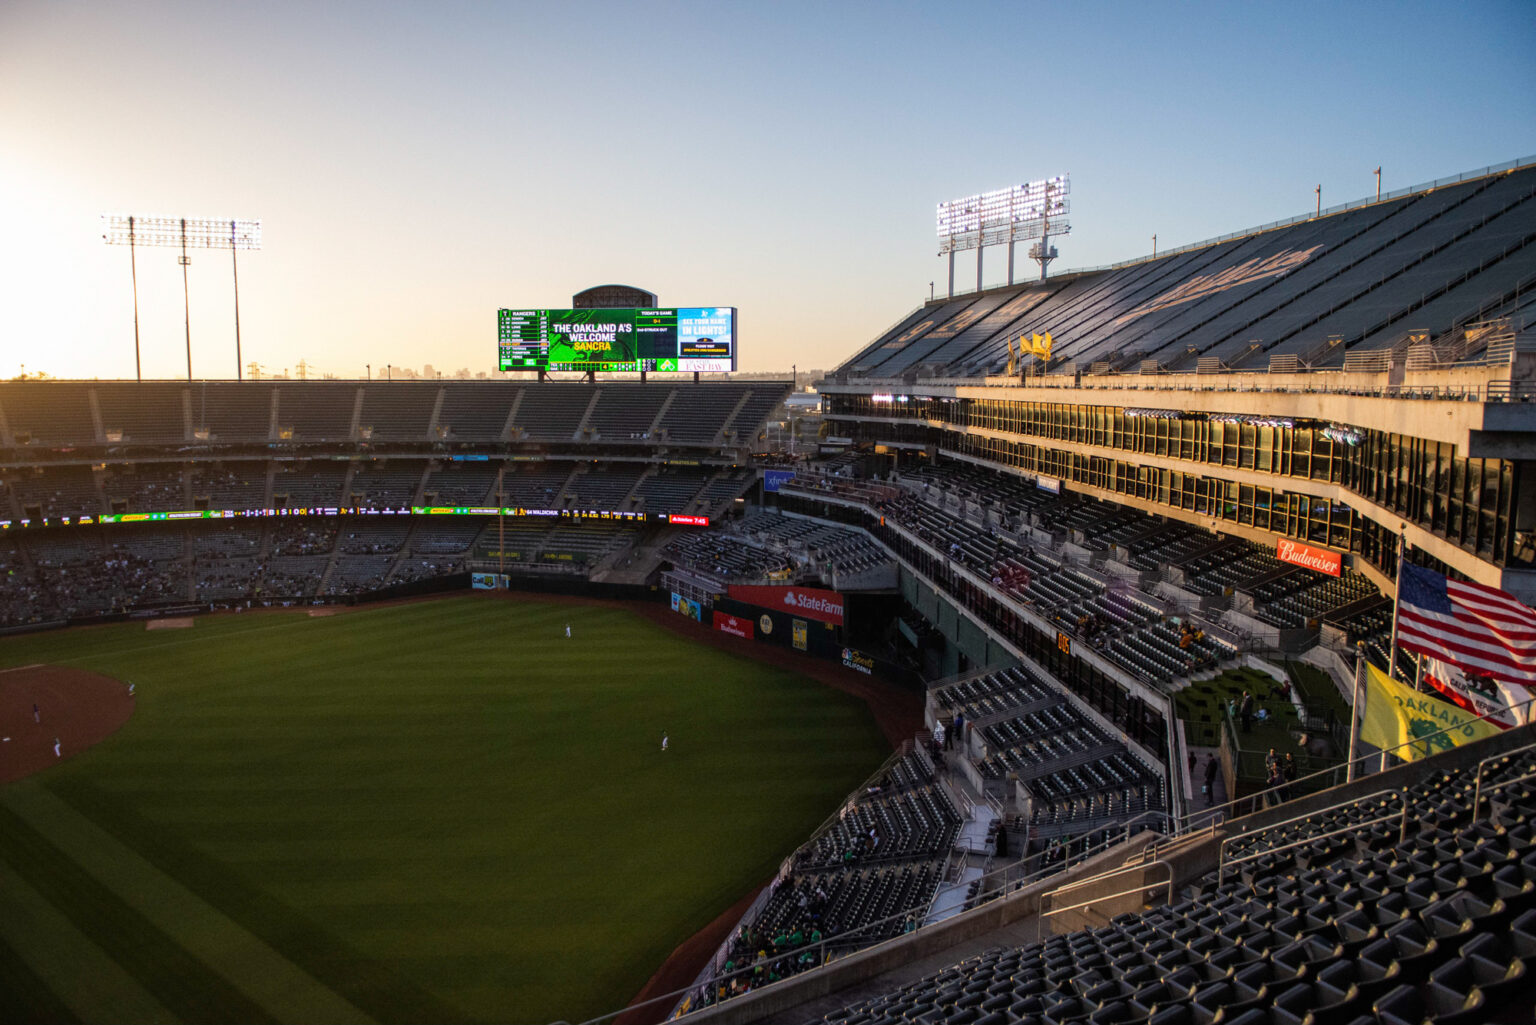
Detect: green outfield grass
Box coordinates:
(0, 595, 890, 1025)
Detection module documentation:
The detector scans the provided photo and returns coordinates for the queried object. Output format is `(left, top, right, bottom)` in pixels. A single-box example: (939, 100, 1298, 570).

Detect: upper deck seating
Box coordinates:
(359, 384, 438, 440)
(96, 383, 186, 443)
(438, 384, 515, 441)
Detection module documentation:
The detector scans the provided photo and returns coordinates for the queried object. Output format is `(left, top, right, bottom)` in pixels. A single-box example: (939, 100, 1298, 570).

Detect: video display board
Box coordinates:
(497, 307, 736, 372)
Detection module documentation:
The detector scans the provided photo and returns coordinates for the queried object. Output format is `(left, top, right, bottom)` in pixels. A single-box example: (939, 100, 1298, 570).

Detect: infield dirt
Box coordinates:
(0, 664, 134, 783)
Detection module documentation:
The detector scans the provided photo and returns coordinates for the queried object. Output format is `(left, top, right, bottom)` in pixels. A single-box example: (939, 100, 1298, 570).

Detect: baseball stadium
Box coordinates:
(5, 145, 1536, 1025)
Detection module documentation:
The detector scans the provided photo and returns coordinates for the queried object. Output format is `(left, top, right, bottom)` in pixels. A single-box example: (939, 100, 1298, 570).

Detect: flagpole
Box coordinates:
(1386, 528, 1407, 683)
(1347, 641, 1365, 782)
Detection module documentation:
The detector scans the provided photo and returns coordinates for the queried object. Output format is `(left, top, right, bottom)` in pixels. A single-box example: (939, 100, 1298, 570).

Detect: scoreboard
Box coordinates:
(498, 307, 736, 372)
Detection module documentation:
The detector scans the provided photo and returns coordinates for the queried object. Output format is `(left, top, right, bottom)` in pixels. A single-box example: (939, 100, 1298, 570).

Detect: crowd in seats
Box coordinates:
(195, 557, 260, 601)
(410, 519, 483, 554)
(392, 554, 466, 583)
(272, 520, 336, 556)
(4, 528, 187, 622)
(272, 464, 346, 506)
(191, 466, 267, 509)
(348, 465, 423, 508)
(325, 554, 395, 594)
(423, 465, 498, 505)
(339, 521, 411, 554)
(815, 738, 1536, 1025)
(5, 465, 100, 519)
(102, 465, 185, 511)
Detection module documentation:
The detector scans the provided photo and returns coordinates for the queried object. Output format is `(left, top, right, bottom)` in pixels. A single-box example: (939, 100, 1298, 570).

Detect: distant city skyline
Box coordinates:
(2, 1, 1532, 381)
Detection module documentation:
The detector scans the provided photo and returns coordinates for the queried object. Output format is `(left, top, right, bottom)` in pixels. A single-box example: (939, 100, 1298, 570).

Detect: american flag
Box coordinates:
(1396, 563, 1536, 686)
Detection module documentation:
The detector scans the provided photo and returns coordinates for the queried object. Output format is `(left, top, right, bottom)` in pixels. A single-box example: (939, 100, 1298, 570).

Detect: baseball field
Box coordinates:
(0, 594, 893, 1024)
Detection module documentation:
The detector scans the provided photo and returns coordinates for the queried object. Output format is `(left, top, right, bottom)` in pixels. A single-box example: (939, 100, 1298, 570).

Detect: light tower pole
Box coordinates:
(180, 219, 192, 380)
(103, 214, 261, 380)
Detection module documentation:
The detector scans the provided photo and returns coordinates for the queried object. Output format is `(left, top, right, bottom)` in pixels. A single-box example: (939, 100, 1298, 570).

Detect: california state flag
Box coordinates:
(1422, 657, 1534, 728)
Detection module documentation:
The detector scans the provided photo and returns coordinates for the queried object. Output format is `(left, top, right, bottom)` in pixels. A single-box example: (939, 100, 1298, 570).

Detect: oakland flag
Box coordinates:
(1360, 663, 1500, 762)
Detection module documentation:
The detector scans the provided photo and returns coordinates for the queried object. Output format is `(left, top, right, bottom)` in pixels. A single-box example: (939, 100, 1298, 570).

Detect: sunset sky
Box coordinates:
(1, 1, 1531, 381)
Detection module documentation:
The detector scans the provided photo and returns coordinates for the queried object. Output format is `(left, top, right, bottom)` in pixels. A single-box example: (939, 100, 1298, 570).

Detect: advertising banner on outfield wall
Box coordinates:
(726, 584, 844, 625)
(670, 592, 703, 622)
(713, 611, 754, 639)
(841, 647, 875, 675)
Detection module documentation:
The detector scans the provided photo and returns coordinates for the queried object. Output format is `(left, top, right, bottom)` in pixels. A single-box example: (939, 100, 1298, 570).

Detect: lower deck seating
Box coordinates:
(813, 741, 1536, 1025)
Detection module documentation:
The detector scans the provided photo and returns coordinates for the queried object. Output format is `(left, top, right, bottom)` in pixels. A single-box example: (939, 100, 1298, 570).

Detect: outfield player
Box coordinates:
(661, 732, 669, 752)
(565, 623, 571, 638)
(53, 737, 61, 758)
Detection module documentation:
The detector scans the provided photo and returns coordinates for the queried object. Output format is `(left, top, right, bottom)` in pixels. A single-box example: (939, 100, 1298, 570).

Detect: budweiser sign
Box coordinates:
(728, 584, 845, 625)
(1276, 538, 1341, 576)
(713, 611, 754, 640)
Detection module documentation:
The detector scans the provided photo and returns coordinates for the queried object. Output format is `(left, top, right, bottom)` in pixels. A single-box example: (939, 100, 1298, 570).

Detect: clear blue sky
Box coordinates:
(1, 0, 1531, 380)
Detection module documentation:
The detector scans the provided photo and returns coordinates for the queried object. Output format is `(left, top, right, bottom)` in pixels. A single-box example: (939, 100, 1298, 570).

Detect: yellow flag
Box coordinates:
(1360, 663, 1500, 761)
(1029, 331, 1054, 360)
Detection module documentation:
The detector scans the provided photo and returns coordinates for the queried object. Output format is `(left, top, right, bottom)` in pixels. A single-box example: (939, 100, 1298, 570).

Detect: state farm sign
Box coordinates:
(1276, 538, 1341, 577)
(727, 584, 845, 625)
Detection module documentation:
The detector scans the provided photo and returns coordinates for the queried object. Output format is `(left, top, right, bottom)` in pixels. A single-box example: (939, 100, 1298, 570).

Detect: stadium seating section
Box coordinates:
(835, 164, 1536, 379)
(809, 738, 1536, 1025)
(0, 381, 789, 624)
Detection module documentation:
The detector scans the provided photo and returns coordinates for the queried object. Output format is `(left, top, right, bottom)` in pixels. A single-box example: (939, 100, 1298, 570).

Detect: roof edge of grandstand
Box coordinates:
(923, 152, 1536, 306)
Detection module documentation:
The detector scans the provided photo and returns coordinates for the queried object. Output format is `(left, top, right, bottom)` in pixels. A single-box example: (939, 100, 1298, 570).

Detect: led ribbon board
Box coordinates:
(498, 307, 736, 372)
(0, 507, 710, 530)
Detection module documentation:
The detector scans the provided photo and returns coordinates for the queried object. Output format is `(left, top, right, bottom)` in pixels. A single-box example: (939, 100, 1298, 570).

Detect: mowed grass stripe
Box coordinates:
(52, 777, 471, 1025)
(6, 596, 890, 1022)
(5, 784, 374, 1025)
(0, 929, 80, 1025)
(0, 868, 134, 1025)
(0, 801, 275, 1024)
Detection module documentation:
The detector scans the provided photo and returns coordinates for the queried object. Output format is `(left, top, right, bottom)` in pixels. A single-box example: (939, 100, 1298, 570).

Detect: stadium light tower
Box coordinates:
(103, 214, 262, 381)
(936, 175, 1070, 296)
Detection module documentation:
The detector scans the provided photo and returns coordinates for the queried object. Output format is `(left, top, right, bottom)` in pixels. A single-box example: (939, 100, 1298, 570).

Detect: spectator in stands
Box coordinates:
(1204, 754, 1219, 803)
(1266, 763, 1286, 804)
(1239, 690, 1254, 732)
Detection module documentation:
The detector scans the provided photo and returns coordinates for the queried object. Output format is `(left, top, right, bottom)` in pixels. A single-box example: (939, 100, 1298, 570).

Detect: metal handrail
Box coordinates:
(1216, 789, 1407, 884)
(1039, 859, 1175, 942)
(1470, 737, 1536, 816)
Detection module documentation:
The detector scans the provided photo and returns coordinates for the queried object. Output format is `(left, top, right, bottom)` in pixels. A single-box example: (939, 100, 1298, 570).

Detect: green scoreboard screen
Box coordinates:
(498, 307, 736, 372)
